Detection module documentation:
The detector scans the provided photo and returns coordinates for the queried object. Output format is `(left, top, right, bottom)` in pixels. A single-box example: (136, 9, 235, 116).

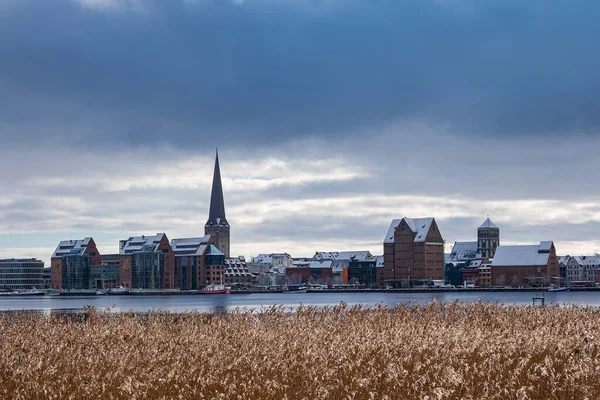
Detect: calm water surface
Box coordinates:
(1, 291, 600, 314)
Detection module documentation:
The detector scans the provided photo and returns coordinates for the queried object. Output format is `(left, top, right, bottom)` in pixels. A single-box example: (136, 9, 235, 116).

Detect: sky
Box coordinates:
(1, 0, 600, 265)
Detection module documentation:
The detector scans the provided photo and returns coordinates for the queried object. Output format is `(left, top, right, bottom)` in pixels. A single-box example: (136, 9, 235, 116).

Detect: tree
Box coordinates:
(495, 274, 506, 287)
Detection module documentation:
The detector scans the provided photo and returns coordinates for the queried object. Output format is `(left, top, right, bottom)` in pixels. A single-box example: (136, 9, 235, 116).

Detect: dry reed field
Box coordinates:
(1, 301, 600, 399)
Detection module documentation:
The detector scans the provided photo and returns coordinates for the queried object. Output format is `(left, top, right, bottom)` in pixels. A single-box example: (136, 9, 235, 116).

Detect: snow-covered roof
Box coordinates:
(170, 235, 211, 256)
(539, 241, 553, 252)
(558, 256, 570, 265)
(206, 244, 224, 256)
(450, 241, 478, 260)
(492, 242, 554, 267)
(479, 218, 498, 229)
(384, 218, 434, 244)
(253, 254, 273, 264)
(374, 256, 384, 268)
(309, 260, 333, 269)
(313, 251, 372, 262)
(52, 238, 92, 258)
(120, 234, 165, 255)
(573, 256, 600, 266)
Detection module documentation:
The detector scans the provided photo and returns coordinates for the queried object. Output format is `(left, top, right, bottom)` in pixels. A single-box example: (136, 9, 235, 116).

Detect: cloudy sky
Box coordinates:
(1, 0, 600, 265)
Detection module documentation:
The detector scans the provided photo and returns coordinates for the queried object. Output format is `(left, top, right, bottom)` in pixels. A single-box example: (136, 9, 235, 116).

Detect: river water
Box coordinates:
(1, 291, 600, 314)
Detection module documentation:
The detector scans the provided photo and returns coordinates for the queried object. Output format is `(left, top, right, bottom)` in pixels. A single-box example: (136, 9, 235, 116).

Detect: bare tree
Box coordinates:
(495, 274, 506, 287)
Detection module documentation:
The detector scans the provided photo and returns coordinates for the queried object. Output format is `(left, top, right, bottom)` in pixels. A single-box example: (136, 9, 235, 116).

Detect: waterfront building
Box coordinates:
(347, 259, 377, 286)
(0, 258, 44, 290)
(563, 255, 600, 286)
(205, 151, 230, 258)
(491, 241, 559, 287)
(478, 264, 492, 287)
(252, 253, 294, 268)
(119, 234, 175, 289)
(43, 267, 51, 289)
(383, 217, 445, 286)
(374, 256, 384, 285)
(224, 256, 254, 286)
(478, 218, 500, 258)
(51, 238, 101, 289)
(286, 261, 333, 284)
(171, 235, 214, 289)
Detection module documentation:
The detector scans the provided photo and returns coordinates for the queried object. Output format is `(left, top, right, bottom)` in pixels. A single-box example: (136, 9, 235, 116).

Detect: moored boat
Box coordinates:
(198, 284, 231, 295)
(284, 285, 308, 293)
(0, 289, 45, 297)
(548, 286, 569, 292)
(106, 286, 131, 296)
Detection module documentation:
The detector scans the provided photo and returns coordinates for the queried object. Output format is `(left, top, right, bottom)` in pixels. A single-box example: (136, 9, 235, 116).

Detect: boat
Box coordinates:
(106, 286, 131, 296)
(284, 285, 308, 293)
(95, 290, 107, 295)
(548, 286, 569, 292)
(0, 289, 45, 297)
(198, 284, 231, 295)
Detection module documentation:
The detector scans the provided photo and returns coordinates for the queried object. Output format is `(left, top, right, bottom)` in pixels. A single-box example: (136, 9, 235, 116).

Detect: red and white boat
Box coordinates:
(198, 284, 231, 295)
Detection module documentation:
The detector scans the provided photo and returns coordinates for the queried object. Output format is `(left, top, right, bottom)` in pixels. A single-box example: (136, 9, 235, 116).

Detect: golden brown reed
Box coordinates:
(1, 301, 600, 399)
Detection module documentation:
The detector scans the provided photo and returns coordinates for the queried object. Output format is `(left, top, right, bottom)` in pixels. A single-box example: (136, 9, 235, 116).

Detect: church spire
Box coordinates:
(206, 149, 228, 227)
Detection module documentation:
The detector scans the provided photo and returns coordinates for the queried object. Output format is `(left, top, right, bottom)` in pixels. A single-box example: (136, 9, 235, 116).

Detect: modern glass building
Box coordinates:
(0, 259, 45, 290)
(131, 251, 165, 289)
(61, 254, 92, 289)
(89, 265, 120, 289)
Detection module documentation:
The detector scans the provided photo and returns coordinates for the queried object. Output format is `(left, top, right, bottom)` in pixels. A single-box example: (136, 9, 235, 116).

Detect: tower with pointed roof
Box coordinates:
(477, 217, 500, 259)
(205, 150, 230, 258)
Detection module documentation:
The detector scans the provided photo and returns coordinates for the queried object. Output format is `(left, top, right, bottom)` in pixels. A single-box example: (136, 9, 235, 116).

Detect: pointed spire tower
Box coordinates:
(205, 149, 230, 257)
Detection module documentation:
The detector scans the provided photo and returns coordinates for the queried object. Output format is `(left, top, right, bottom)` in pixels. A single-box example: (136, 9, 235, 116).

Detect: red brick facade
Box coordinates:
(383, 218, 445, 286)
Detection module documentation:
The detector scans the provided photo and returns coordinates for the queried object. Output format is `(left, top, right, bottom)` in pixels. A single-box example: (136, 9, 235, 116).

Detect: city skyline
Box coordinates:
(2, 0, 600, 264)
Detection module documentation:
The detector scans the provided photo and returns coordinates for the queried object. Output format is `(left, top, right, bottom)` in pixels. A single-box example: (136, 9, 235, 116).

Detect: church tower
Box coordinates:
(477, 217, 500, 259)
(205, 150, 230, 258)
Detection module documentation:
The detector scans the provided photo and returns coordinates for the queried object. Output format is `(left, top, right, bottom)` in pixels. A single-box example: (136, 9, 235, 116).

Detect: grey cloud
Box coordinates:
(1, 0, 600, 152)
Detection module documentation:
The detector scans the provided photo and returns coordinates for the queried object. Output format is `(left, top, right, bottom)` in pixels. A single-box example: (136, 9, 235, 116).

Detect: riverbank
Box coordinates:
(40, 286, 600, 296)
(1, 302, 600, 399)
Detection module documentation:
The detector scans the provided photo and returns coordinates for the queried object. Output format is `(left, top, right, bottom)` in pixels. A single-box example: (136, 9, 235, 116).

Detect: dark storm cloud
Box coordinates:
(1, 0, 599, 150)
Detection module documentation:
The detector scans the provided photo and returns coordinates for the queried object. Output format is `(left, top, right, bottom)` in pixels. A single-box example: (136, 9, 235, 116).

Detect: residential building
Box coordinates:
(491, 241, 559, 287)
(205, 151, 230, 258)
(383, 217, 445, 286)
(478, 218, 500, 258)
(224, 256, 254, 286)
(252, 253, 294, 268)
(313, 251, 373, 280)
(51, 238, 101, 289)
(120, 233, 175, 289)
(563, 255, 600, 286)
(0, 258, 45, 290)
(478, 264, 492, 287)
(171, 235, 215, 289)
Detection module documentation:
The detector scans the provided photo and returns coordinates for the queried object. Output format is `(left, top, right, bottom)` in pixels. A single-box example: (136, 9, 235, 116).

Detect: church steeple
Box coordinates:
(206, 149, 228, 227)
(205, 149, 230, 258)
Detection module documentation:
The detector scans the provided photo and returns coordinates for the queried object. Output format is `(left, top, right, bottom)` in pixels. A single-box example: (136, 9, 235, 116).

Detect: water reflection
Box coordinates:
(1, 292, 600, 314)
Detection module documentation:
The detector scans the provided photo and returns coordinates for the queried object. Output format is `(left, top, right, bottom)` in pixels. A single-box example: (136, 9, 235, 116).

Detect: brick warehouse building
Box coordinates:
(383, 217, 445, 287)
(50, 237, 102, 289)
(491, 241, 560, 287)
(119, 233, 175, 289)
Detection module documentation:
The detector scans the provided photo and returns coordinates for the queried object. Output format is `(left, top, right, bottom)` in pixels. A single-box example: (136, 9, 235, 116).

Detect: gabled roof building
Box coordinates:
(119, 233, 174, 289)
(50, 237, 101, 289)
(491, 241, 559, 287)
(383, 217, 445, 286)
